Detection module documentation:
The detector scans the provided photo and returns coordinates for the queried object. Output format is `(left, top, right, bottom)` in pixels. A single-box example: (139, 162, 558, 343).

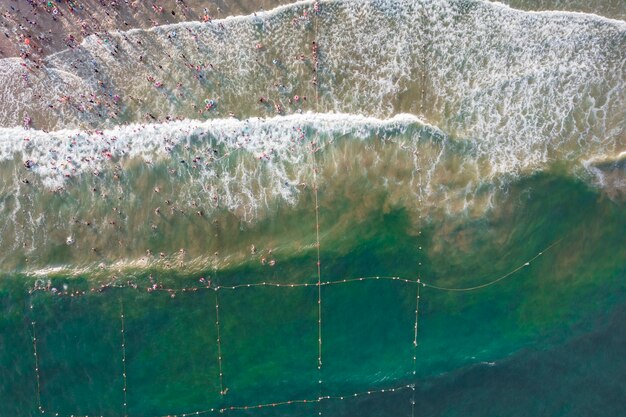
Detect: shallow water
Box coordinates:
(0, 0, 625, 416)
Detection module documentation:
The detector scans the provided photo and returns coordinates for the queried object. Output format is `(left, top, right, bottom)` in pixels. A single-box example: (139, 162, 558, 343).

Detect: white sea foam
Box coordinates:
(0, 0, 621, 181)
(0, 0, 623, 256)
(0, 112, 427, 188)
(487, 0, 626, 23)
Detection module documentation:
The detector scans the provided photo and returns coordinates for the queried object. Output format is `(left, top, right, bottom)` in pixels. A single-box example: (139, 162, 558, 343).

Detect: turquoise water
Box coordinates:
(1, 171, 625, 416)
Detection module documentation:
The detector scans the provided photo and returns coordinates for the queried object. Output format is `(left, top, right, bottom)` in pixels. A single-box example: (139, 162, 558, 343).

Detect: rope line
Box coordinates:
(150, 383, 414, 417)
(30, 239, 561, 298)
(120, 299, 128, 417)
(215, 276, 415, 290)
(413, 279, 421, 349)
(27, 239, 559, 417)
(30, 318, 43, 414)
(31, 384, 413, 417)
(212, 220, 226, 398)
(410, 222, 424, 417)
(423, 240, 561, 292)
(411, 279, 421, 417)
(214, 288, 225, 396)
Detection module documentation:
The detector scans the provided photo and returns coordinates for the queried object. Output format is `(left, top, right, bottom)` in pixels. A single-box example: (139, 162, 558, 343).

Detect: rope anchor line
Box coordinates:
(411, 279, 421, 417)
(26, 236, 560, 417)
(30, 317, 43, 414)
(215, 289, 226, 396)
(29, 240, 560, 298)
(120, 299, 128, 417)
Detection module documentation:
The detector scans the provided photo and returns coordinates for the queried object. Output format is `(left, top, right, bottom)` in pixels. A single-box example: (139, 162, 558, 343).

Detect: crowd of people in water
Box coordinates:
(29, 274, 215, 298)
(3, 0, 323, 132)
(11, 0, 323, 206)
(7, 0, 326, 269)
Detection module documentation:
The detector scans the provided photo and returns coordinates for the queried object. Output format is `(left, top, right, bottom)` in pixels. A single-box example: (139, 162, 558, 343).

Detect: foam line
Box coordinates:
(2, 0, 621, 67)
(487, 1, 626, 26)
(0, 112, 429, 188)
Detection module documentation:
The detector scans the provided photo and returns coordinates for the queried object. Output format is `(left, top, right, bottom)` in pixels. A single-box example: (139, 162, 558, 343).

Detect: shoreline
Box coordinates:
(0, 0, 294, 60)
(1, 0, 623, 65)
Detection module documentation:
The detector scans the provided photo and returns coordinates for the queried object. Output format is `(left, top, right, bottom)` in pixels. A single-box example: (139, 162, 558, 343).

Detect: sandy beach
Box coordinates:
(0, 0, 294, 60)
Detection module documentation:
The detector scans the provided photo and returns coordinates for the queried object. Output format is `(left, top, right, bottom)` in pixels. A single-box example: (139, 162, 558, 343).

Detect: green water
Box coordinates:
(1, 171, 625, 416)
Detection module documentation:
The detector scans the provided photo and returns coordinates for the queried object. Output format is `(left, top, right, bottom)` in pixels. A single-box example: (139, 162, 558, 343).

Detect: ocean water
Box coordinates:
(0, 0, 625, 416)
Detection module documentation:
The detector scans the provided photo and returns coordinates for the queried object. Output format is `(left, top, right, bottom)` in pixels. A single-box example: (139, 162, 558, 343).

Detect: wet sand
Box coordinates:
(0, 0, 293, 60)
